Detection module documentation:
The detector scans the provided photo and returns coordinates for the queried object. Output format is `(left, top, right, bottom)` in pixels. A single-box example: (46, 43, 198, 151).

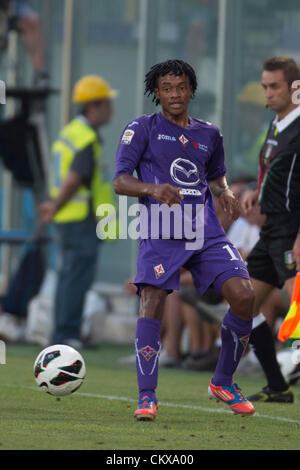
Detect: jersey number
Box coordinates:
(222, 244, 241, 261)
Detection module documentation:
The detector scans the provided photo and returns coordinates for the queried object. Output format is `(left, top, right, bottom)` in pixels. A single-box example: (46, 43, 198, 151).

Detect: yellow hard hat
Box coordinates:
(72, 75, 118, 103)
(238, 81, 266, 107)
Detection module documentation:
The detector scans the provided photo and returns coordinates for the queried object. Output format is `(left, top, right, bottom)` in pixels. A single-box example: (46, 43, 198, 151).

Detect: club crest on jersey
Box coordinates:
(153, 264, 165, 279)
(138, 345, 158, 361)
(179, 134, 189, 146)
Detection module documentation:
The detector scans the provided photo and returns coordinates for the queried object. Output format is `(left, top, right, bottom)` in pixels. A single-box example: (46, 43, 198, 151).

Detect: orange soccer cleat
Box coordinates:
(208, 380, 255, 416)
(134, 396, 158, 421)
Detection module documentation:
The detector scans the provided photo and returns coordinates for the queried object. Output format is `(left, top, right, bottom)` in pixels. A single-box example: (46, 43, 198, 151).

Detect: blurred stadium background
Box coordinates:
(0, 0, 299, 344)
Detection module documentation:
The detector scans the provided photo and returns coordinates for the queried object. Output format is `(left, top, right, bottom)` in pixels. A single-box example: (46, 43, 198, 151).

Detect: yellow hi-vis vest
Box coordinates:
(50, 117, 116, 227)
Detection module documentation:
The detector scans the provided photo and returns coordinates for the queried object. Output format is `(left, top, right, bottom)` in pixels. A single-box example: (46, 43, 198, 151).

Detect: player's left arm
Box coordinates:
(207, 129, 240, 221)
(293, 229, 300, 271)
(209, 176, 240, 221)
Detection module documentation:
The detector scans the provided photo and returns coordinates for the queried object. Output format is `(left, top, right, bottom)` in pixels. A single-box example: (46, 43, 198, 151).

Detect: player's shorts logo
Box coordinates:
(170, 158, 200, 186)
(153, 264, 165, 279)
(138, 345, 159, 361)
(284, 250, 295, 270)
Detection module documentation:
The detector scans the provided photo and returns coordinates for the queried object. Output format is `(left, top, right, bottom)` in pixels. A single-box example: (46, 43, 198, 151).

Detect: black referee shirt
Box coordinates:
(257, 108, 300, 237)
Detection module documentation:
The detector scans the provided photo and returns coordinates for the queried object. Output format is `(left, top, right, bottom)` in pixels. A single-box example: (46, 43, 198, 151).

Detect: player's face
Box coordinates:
(261, 69, 293, 114)
(154, 73, 193, 117)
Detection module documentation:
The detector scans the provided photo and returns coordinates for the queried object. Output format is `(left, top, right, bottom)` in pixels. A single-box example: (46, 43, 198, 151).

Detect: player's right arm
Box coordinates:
(114, 119, 182, 205)
(114, 174, 183, 206)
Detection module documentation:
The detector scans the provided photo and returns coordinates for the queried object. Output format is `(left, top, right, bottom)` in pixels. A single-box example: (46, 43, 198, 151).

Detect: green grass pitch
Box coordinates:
(0, 342, 299, 450)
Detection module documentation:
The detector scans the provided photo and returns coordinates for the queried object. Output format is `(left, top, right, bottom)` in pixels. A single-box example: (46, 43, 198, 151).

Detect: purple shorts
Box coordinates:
(134, 236, 250, 296)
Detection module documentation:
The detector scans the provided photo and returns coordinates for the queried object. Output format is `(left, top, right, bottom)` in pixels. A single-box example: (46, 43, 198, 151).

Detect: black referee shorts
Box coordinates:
(246, 235, 297, 289)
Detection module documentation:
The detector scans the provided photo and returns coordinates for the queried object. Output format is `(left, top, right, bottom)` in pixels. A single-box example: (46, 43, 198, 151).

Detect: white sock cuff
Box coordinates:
(252, 312, 266, 329)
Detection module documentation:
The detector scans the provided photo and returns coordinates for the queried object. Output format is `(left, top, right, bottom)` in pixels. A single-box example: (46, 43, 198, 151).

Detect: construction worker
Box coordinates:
(39, 75, 118, 348)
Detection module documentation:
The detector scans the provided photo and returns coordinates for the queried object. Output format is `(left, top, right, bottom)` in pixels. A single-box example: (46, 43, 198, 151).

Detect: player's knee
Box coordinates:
(230, 285, 255, 319)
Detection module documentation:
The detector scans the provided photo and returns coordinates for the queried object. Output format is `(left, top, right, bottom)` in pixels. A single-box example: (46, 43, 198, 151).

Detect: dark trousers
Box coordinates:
(52, 215, 100, 343)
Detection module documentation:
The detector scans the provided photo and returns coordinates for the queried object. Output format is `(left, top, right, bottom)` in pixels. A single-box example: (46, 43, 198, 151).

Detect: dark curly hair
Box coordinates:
(144, 59, 197, 106)
(263, 56, 300, 89)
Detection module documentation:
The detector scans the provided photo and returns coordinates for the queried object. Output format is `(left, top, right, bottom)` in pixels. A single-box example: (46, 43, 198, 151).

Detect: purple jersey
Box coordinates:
(114, 112, 226, 240)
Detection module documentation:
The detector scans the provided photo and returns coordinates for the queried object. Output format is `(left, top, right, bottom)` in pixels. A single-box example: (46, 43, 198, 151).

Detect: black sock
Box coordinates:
(249, 321, 288, 392)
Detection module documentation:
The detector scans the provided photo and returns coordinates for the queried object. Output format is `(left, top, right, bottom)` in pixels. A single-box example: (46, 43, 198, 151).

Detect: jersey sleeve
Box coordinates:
(114, 120, 148, 179)
(206, 130, 227, 182)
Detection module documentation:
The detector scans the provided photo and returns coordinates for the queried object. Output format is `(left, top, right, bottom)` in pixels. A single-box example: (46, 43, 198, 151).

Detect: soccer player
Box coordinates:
(241, 56, 300, 403)
(114, 59, 255, 420)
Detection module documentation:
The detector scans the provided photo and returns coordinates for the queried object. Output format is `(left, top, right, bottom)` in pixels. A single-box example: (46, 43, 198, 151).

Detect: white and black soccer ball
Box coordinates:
(277, 348, 300, 385)
(34, 344, 86, 396)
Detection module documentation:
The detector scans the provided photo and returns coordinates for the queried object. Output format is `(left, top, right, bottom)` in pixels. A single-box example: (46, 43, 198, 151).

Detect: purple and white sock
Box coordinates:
(135, 317, 161, 404)
(212, 309, 252, 387)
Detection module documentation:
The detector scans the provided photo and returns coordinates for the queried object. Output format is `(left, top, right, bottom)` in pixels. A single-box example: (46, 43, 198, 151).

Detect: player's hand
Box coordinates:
(240, 189, 258, 213)
(218, 188, 240, 220)
(293, 233, 300, 272)
(124, 277, 137, 296)
(38, 200, 57, 223)
(150, 183, 184, 206)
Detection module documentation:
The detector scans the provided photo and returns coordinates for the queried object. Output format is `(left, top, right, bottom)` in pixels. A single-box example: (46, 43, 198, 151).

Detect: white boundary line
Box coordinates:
(78, 392, 300, 424)
(2, 384, 299, 424)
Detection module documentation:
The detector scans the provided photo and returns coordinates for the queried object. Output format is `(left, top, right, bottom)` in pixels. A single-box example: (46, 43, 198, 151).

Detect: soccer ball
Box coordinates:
(277, 348, 300, 385)
(33, 344, 86, 396)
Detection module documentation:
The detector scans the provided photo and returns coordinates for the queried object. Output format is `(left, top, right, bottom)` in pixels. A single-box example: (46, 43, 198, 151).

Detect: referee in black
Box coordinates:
(242, 56, 300, 403)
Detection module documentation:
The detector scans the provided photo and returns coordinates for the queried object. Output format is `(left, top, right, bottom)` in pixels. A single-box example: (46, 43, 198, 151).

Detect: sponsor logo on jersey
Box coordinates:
(121, 129, 135, 144)
(157, 134, 176, 141)
(170, 158, 200, 186)
(193, 142, 209, 152)
(153, 263, 165, 279)
(179, 188, 201, 196)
